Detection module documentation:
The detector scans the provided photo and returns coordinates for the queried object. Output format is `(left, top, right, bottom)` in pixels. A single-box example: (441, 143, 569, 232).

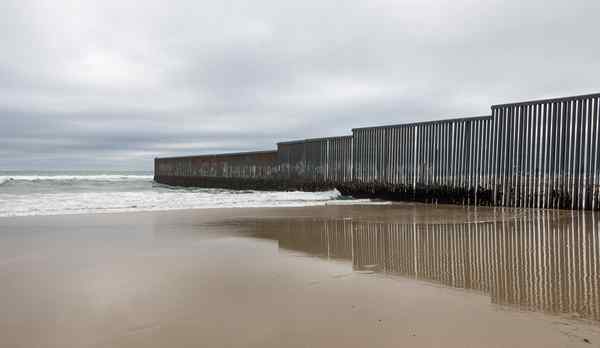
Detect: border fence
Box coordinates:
(154, 92, 600, 210)
(277, 135, 352, 185)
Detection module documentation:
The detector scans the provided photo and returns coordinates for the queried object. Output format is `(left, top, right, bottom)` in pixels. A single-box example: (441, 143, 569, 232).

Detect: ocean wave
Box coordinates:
(0, 174, 154, 183)
(0, 189, 376, 217)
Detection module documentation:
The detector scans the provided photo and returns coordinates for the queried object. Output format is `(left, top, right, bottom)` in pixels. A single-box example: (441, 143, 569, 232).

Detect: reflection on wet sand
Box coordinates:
(251, 209, 600, 321)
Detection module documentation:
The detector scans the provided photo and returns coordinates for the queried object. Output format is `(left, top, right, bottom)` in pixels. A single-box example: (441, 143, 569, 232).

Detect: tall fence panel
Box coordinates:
(351, 116, 493, 204)
(154, 150, 279, 188)
(491, 93, 600, 209)
(277, 135, 352, 185)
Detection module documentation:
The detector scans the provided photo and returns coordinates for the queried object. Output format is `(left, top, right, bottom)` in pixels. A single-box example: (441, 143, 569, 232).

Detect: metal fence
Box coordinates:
(350, 92, 600, 209)
(154, 92, 600, 210)
(351, 116, 493, 203)
(154, 150, 278, 179)
(491, 93, 600, 209)
(155, 136, 352, 189)
(277, 135, 352, 183)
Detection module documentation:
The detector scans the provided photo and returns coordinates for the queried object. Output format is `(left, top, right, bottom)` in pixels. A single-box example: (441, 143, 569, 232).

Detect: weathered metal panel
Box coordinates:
(490, 93, 600, 209)
(276, 135, 353, 186)
(350, 115, 493, 203)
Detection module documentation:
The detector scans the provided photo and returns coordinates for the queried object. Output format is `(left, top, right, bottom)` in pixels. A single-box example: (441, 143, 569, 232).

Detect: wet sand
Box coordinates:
(1, 204, 600, 347)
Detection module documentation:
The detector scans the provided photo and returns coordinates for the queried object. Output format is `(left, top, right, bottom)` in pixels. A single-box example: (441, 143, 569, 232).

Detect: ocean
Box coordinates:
(0, 170, 372, 217)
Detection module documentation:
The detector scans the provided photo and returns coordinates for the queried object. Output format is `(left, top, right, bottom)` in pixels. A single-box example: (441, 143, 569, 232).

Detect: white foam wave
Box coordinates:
(0, 189, 378, 217)
(0, 174, 153, 183)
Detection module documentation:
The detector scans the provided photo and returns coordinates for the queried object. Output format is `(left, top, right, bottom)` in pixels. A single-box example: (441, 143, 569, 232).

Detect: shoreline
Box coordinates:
(0, 199, 579, 222)
(1, 205, 598, 347)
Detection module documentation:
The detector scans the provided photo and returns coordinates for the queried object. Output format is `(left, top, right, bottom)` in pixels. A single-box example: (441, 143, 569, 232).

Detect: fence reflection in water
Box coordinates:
(253, 211, 600, 321)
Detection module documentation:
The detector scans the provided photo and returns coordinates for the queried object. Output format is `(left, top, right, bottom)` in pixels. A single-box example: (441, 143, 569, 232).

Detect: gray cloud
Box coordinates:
(1, 0, 599, 170)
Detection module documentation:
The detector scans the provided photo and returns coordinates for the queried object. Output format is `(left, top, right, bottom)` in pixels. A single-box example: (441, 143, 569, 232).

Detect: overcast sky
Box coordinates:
(1, 0, 599, 170)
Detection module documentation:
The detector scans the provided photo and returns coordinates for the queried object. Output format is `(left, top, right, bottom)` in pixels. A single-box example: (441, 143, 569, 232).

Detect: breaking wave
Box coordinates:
(0, 171, 376, 217)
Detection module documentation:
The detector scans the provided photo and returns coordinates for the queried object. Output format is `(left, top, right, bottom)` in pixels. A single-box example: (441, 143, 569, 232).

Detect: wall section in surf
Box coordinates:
(155, 135, 353, 191)
(155, 92, 600, 210)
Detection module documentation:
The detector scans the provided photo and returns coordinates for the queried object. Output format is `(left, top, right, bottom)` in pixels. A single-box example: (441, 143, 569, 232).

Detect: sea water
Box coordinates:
(0, 170, 373, 217)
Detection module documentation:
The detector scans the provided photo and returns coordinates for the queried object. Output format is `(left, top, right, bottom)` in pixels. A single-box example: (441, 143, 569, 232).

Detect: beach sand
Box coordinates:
(1, 204, 599, 347)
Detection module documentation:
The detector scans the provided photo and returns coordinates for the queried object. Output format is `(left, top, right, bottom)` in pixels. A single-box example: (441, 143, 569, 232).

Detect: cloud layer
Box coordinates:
(1, 0, 599, 170)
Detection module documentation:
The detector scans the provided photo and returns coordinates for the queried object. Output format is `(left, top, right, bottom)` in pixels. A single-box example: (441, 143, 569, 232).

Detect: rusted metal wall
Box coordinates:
(154, 135, 353, 190)
(155, 150, 277, 178)
(350, 116, 493, 204)
(154, 150, 281, 189)
(277, 135, 352, 184)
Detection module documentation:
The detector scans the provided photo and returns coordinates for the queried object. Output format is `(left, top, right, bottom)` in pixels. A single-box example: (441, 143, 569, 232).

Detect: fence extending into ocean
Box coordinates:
(155, 92, 600, 210)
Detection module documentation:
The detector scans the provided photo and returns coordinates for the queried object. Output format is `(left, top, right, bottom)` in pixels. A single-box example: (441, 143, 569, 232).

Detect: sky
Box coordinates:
(1, 0, 599, 170)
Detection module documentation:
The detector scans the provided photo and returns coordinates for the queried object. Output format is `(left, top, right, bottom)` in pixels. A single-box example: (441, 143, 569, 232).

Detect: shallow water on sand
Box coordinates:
(236, 208, 600, 323)
(1, 204, 599, 347)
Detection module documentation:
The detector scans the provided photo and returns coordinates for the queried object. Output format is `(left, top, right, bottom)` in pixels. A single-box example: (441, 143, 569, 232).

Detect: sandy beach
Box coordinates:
(1, 204, 599, 347)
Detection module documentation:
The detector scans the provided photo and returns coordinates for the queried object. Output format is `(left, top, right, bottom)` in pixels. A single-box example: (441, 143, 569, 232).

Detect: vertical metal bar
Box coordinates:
(523, 104, 530, 207)
(548, 103, 559, 208)
(483, 118, 490, 198)
(395, 127, 399, 186)
(413, 125, 417, 192)
(360, 130, 365, 183)
(491, 108, 498, 205)
(365, 130, 369, 184)
(371, 129, 376, 184)
(401, 127, 405, 189)
(566, 100, 574, 209)
(573, 99, 582, 209)
(510, 106, 517, 206)
(416, 125, 421, 191)
(500, 107, 508, 206)
(518, 105, 526, 207)
(508, 106, 516, 206)
(593, 97, 600, 210)
(575, 99, 584, 209)
(398, 127, 403, 187)
(559, 100, 566, 208)
(542, 103, 549, 208)
(353, 131, 358, 183)
(455, 121, 460, 194)
(408, 125, 413, 189)
(583, 98, 591, 209)
(362, 130, 366, 184)
(369, 129, 374, 184)
(392, 128, 397, 186)
(561, 100, 569, 209)
(361, 130, 365, 183)
(534, 104, 542, 208)
(376, 128, 382, 186)
(516, 105, 522, 207)
(537, 103, 545, 208)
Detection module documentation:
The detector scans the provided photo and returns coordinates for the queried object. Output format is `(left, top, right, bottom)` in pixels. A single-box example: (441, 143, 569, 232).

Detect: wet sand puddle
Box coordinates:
(239, 208, 600, 323)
